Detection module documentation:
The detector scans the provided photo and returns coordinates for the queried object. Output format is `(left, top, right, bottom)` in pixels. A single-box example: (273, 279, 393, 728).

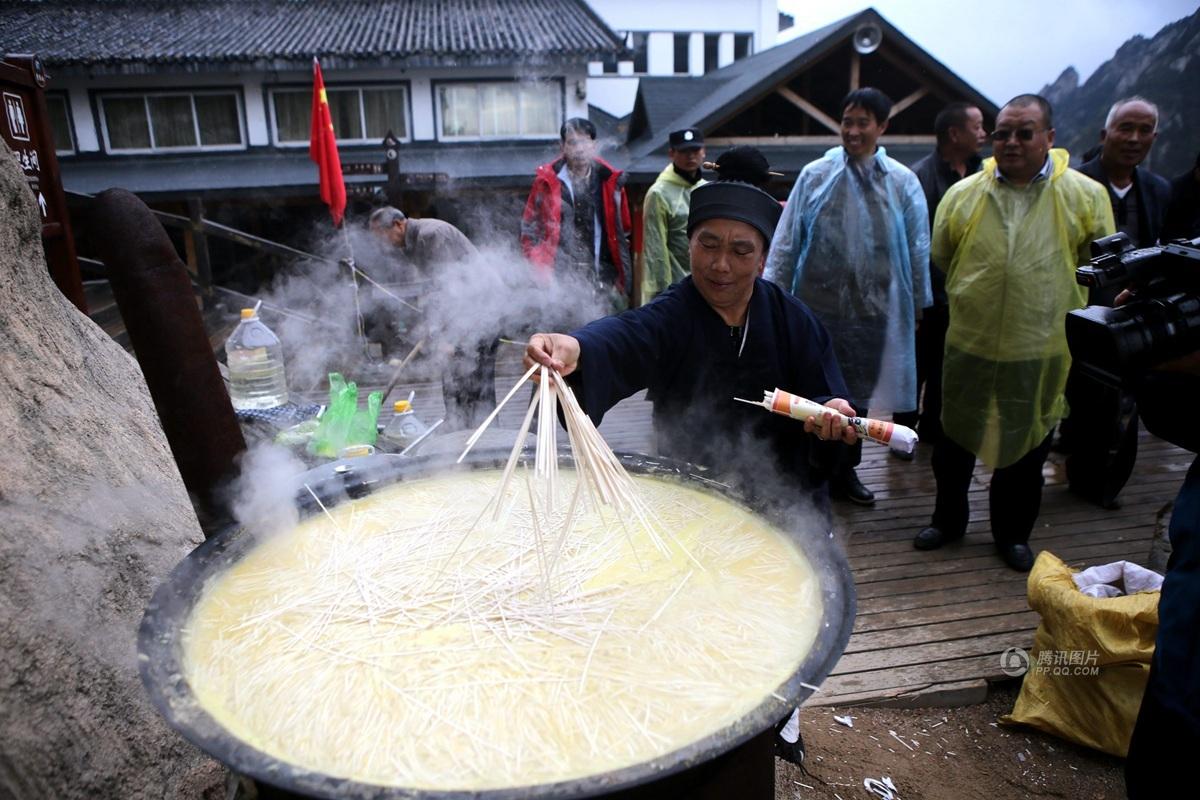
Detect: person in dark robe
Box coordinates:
(523, 179, 858, 516)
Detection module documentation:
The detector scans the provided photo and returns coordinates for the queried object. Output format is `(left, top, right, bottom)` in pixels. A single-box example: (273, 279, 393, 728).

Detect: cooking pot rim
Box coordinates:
(138, 449, 856, 799)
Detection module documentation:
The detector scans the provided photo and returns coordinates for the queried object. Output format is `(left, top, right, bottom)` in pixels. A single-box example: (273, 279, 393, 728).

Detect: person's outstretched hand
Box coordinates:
(524, 333, 582, 378)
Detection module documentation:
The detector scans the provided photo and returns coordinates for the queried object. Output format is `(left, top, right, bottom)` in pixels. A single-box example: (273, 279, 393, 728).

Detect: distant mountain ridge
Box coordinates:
(1039, 7, 1200, 178)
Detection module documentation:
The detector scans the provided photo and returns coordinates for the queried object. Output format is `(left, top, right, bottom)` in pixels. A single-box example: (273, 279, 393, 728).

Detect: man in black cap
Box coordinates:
(640, 128, 707, 303)
(525, 180, 858, 511)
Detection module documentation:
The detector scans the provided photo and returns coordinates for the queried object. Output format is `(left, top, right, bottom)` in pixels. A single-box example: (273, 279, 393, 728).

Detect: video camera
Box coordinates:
(1065, 232, 1200, 386)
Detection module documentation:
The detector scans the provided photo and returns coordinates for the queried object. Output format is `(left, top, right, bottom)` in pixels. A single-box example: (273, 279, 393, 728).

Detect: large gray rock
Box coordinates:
(0, 140, 222, 798)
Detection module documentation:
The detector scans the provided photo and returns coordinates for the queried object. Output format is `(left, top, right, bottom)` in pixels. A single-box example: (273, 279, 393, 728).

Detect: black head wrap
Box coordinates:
(712, 146, 773, 188)
(687, 181, 782, 245)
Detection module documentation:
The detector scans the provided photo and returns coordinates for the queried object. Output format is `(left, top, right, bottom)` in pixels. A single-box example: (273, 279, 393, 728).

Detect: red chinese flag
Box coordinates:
(310, 58, 346, 226)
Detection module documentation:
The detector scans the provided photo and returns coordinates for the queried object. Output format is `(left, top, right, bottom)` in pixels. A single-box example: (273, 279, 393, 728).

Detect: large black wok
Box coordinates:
(138, 450, 856, 799)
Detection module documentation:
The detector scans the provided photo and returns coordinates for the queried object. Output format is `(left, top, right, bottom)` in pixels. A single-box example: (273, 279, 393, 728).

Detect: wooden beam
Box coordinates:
(850, 51, 860, 92)
(875, 47, 948, 112)
(889, 87, 930, 119)
(186, 197, 212, 294)
(706, 135, 937, 146)
(775, 86, 841, 134)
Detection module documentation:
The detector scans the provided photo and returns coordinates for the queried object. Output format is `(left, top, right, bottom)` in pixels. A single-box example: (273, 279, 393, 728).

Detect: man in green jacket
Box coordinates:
(640, 128, 707, 302)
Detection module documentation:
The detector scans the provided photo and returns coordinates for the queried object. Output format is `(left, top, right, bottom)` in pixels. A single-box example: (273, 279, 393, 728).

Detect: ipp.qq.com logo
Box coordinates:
(1000, 646, 1030, 677)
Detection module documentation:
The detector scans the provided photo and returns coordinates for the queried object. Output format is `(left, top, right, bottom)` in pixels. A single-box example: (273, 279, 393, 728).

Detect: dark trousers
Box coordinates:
(930, 432, 1054, 545)
(831, 439, 863, 479)
(441, 338, 499, 432)
(1126, 456, 1200, 798)
(894, 304, 947, 443)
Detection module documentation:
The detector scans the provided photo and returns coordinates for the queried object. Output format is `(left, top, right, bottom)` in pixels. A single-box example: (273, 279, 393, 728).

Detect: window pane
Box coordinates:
(327, 89, 363, 140)
(195, 94, 240, 145)
(46, 94, 74, 153)
(734, 33, 751, 60)
(704, 33, 719, 74)
(104, 97, 151, 149)
(273, 91, 309, 142)
(362, 88, 407, 140)
(520, 85, 559, 136)
(631, 32, 648, 74)
(674, 33, 690, 73)
(439, 85, 479, 137)
(479, 84, 518, 137)
(147, 95, 197, 148)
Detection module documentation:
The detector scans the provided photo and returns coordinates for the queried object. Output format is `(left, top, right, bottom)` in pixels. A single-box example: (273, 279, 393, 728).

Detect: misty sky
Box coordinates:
(779, 0, 1199, 105)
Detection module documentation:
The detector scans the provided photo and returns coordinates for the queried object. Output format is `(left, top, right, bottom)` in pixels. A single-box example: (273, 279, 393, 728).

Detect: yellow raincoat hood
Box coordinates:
(934, 149, 1115, 467)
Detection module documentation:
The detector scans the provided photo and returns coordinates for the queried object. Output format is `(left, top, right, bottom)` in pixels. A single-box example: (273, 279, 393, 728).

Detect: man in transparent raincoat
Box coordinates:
(766, 87, 930, 506)
(912, 94, 1114, 571)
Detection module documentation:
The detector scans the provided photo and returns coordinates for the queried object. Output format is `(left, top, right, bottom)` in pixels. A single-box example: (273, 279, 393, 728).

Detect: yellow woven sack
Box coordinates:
(1000, 551, 1159, 756)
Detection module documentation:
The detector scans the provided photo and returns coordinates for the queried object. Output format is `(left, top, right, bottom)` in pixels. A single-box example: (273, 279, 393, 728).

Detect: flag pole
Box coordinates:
(341, 225, 368, 355)
(311, 56, 367, 355)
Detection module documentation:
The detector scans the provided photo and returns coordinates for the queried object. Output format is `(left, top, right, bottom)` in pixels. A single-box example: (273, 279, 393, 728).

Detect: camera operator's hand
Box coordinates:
(1152, 350, 1200, 377)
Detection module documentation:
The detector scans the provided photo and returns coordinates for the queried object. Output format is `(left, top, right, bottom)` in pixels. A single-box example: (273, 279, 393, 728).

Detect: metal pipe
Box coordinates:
(89, 188, 246, 538)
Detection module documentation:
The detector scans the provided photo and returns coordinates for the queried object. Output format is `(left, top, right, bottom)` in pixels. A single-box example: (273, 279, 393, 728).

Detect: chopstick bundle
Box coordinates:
(457, 367, 697, 568)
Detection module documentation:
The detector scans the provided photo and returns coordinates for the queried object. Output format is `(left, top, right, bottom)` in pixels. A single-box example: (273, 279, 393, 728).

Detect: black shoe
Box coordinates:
(913, 525, 963, 550)
(997, 543, 1035, 572)
(832, 470, 875, 505)
(773, 722, 806, 766)
(1069, 482, 1123, 510)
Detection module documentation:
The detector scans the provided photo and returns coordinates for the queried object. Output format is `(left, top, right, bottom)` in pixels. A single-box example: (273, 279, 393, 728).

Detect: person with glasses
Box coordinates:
(892, 102, 988, 451)
(911, 94, 1115, 572)
(765, 87, 931, 506)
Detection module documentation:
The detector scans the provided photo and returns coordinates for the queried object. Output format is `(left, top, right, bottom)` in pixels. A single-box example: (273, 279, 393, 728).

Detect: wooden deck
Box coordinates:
(817, 433, 1184, 707)
(477, 351, 1188, 708)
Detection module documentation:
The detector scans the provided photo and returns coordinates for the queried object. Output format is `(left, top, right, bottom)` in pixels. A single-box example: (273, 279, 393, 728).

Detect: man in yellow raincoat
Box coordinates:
(640, 128, 707, 303)
(913, 94, 1114, 571)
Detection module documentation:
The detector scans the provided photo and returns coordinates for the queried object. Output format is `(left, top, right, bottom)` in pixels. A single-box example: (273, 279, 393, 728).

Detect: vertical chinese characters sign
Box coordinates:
(0, 56, 85, 312)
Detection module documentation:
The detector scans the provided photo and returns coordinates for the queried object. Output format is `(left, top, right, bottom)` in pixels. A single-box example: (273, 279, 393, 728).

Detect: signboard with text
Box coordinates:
(0, 55, 85, 312)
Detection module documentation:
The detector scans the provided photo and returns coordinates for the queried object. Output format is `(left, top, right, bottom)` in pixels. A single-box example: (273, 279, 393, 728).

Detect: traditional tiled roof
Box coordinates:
(0, 0, 625, 71)
(624, 8, 998, 176)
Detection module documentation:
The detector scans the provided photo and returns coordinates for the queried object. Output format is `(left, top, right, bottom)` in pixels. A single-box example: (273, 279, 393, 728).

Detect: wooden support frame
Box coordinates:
(889, 87, 930, 119)
(775, 86, 841, 134)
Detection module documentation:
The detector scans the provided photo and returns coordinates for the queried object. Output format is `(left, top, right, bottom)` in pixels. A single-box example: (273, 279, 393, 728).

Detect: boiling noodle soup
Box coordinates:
(183, 470, 821, 789)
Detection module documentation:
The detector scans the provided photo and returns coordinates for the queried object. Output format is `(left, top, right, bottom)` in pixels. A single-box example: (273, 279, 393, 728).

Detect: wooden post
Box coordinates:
(186, 197, 213, 296)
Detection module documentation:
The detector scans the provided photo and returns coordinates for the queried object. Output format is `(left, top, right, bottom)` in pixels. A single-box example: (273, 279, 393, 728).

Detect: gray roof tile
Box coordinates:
(0, 0, 625, 69)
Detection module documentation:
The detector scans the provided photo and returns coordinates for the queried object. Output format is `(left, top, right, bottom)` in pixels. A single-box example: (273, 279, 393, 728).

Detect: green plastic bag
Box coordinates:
(348, 390, 383, 448)
(308, 374, 382, 457)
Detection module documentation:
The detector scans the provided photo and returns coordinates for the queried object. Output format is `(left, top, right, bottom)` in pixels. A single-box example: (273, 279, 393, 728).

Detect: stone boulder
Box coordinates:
(0, 139, 222, 797)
